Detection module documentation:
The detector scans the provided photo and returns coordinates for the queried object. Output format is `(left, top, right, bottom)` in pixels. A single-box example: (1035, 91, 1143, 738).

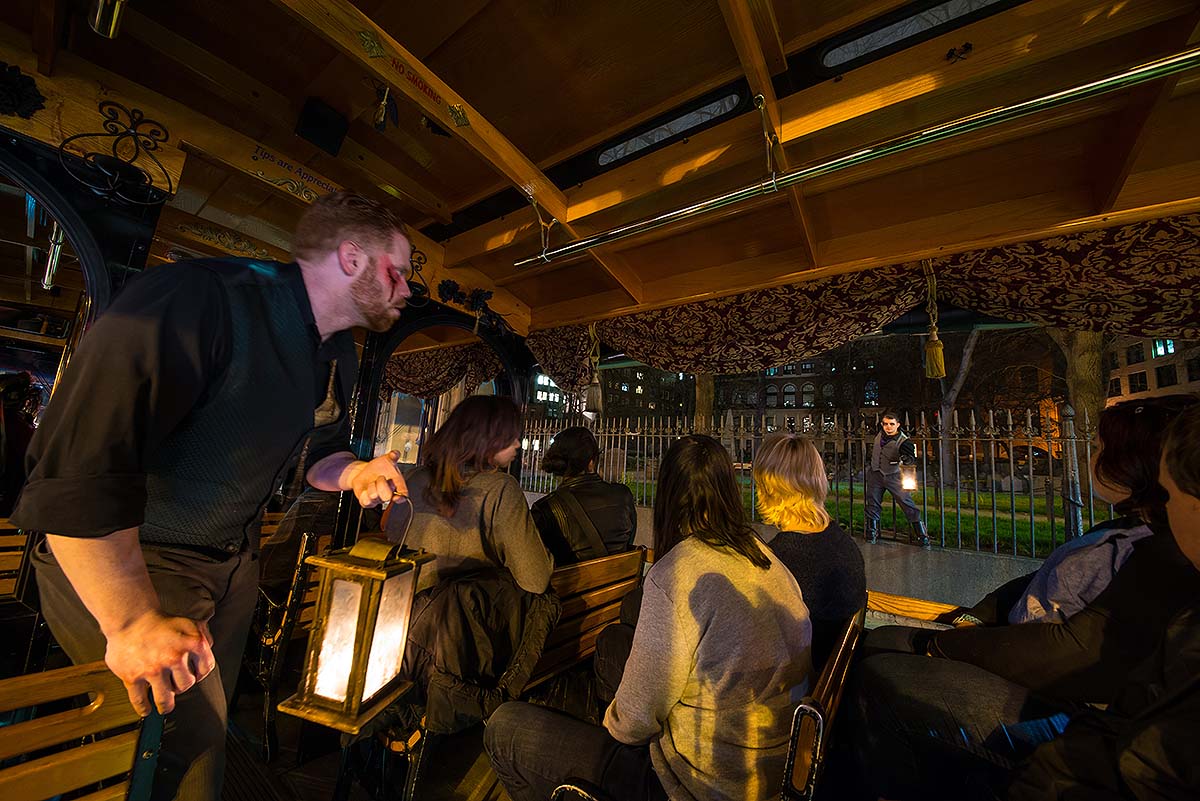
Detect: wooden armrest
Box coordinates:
(867, 590, 958, 621)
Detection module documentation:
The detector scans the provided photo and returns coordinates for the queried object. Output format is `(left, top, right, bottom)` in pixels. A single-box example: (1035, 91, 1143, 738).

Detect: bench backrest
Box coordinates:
(526, 548, 646, 690)
(0, 661, 162, 801)
(781, 606, 866, 801)
(0, 517, 32, 599)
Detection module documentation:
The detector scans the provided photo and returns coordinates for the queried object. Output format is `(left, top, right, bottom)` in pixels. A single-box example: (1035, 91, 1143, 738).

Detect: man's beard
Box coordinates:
(350, 258, 401, 332)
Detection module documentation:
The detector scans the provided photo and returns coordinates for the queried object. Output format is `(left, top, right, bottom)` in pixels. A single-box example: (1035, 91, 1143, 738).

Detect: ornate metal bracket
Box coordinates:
(58, 100, 172, 205)
(406, 246, 431, 306)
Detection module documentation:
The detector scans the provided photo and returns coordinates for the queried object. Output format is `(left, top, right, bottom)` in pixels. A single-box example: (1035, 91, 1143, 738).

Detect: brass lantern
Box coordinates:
(279, 539, 433, 734)
(900, 463, 919, 492)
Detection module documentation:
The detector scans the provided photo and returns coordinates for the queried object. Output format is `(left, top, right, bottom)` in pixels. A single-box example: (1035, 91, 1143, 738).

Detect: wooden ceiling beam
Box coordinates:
(270, 0, 569, 222)
(154, 207, 292, 262)
(781, 0, 911, 57)
(777, 0, 1192, 146)
(719, 0, 818, 267)
(443, 1, 1192, 271)
(119, 9, 453, 224)
(1093, 10, 1200, 212)
(32, 0, 68, 76)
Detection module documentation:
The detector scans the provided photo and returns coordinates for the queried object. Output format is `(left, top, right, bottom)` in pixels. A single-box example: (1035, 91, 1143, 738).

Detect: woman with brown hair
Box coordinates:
(401, 394, 552, 594)
(486, 434, 813, 801)
(754, 432, 865, 669)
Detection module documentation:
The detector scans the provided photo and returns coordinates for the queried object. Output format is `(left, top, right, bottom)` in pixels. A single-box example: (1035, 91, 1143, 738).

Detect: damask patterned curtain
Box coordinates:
(525, 324, 594, 392)
(524, 213, 1200, 376)
(933, 213, 1200, 337)
(380, 343, 503, 400)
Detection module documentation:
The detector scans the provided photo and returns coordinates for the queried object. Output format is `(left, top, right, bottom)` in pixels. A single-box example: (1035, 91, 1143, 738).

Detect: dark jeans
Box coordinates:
(34, 539, 259, 801)
(843, 652, 1077, 801)
(865, 469, 921, 524)
(484, 701, 667, 801)
(593, 622, 635, 705)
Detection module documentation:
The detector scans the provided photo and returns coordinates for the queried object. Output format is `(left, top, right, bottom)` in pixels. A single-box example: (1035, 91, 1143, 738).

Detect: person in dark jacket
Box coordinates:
(531, 426, 636, 565)
(754, 432, 865, 670)
(865, 411, 929, 547)
(1008, 401, 1200, 800)
(838, 402, 1200, 801)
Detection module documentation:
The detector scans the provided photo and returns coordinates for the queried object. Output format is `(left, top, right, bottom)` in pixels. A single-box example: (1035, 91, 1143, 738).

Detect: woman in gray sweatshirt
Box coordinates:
(485, 435, 813, 801)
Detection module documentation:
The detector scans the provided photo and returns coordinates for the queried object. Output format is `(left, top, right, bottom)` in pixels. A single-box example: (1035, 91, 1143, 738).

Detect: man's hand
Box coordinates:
(104, 610, 216, 716)
(345, 450, 408, 508)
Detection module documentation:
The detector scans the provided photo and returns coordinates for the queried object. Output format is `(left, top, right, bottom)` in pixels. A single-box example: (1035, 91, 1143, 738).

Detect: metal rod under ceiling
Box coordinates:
(514, 45, 1200, 269)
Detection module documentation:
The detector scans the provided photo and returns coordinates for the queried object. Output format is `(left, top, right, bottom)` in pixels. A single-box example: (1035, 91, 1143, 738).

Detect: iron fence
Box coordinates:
(518, 406, 1109, 560)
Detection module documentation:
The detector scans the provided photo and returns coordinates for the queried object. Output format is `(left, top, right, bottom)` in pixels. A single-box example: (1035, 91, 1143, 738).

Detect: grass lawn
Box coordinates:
(609, 475, 1113, 559)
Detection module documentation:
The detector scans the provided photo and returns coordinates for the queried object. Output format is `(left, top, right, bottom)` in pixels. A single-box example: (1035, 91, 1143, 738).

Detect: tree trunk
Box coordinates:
(937, 330, 981, 488)
(1047, 329, 1105, 433)
(694, 373, 714, 433)
(1048, 329, 1105, 505)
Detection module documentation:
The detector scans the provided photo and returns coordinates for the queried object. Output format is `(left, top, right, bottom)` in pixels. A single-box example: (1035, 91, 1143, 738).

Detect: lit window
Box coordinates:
(783, 384, 797, 408)
(598, 93, 742, 166)
(621, 383, 629, 392)
(1153, 339, 1175, 357)
(636, 372, 644, 379)
(822, 0, 1010, 70)
(635, 385, 643, 394)
(1129, 371, 1148, 393)
(551, 393, 559, 402)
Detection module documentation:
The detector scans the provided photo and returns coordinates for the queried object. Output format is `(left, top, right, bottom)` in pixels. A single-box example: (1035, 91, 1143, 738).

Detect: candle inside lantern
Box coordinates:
(362, 570, 417, 701)
(314, 579, 362, 702)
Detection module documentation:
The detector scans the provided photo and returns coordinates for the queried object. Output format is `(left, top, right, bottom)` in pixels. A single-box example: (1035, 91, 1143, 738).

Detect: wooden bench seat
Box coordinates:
(526, 548, 646, 691)
(0, 517, 32, 599)
(781, 606, 866, 800)
(0, 661, 163, 801)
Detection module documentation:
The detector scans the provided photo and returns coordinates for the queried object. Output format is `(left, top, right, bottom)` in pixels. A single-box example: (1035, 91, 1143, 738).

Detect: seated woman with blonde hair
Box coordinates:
(755, 432, 865, 669)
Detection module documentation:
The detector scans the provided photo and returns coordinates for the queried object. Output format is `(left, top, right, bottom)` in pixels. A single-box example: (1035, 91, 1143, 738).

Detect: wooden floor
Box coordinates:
(226, 678, 527, 801)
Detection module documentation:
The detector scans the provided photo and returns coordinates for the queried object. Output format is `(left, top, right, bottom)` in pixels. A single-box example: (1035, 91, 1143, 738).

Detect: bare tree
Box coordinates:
(935, 329, 981, 486)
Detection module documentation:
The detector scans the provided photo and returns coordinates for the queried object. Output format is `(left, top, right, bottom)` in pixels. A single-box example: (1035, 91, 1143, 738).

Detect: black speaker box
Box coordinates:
(295, 97, 349, 157)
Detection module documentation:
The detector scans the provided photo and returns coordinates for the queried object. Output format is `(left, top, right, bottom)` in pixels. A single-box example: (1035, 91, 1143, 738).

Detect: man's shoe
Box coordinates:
(866, 519, 880, 544)
(911, 520, 932, 550)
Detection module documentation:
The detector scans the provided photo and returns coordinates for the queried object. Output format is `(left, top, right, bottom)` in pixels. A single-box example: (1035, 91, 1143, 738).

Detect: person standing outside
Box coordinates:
(865, 411, 930, 548)
(11, 191, 414, 801)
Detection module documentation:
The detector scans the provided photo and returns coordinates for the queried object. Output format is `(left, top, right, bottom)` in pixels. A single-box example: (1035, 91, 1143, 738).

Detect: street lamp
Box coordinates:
(278, 538, 433, 735)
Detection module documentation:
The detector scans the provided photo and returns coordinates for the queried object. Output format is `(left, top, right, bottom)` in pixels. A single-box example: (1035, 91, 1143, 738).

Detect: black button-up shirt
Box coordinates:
(12, 261, 355, 539)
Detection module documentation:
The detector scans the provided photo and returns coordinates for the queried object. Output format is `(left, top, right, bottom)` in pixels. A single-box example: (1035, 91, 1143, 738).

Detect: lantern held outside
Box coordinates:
(278, 539, 433, 735)
(900, 463, 919, 492)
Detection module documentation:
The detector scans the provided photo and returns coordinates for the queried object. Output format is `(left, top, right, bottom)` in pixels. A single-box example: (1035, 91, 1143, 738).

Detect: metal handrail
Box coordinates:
(515, 45, 1200, 268)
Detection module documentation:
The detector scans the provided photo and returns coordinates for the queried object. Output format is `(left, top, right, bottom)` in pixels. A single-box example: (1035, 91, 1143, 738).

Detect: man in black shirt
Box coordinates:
(11, 192, 414, 801)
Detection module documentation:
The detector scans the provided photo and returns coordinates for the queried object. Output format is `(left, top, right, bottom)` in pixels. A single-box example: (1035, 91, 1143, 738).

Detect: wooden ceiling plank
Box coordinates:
(119, 9, 452, 223)
(32, 0, 67, 76)
(1094, 10, 1200, 212)
(719, 0, 818, 266)
(747, 0, 787, 75)
(777, 0, 1193, 145)
(270, 0, 569, 222)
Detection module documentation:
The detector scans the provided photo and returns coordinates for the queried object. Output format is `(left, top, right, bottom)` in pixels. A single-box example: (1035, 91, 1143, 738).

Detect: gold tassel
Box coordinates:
(583, 323, 603, 419)
(923, 260, 946, 379)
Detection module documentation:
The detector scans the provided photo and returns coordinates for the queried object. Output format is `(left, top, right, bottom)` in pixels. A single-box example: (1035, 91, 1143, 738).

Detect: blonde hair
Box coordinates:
(291, 191, 409, 262)
(754, 433, 832, 534)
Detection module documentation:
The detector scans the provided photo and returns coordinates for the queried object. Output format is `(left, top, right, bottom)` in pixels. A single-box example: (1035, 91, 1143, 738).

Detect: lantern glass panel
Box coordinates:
(362, 570, 417, 701)
(314, 578, 363, 702)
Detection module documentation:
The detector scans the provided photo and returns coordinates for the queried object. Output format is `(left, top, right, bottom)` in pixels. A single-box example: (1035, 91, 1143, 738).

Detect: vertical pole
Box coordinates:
(1060, 403, 1084, 540)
